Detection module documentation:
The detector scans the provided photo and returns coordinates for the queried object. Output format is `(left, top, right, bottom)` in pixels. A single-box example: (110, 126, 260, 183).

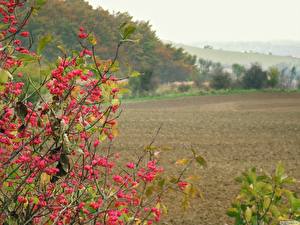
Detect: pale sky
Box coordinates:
(88, 0, 300, 44)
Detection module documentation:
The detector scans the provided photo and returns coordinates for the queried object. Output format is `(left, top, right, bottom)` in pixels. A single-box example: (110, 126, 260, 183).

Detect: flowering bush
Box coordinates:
(0, 1, 204, 224)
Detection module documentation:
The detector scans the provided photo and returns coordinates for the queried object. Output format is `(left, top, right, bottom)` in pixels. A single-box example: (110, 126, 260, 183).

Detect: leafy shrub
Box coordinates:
(232, 64, 246, 79)
(193, 60, 233, 90)
(177, 84, 191, 93)
(267, 67, 280, 88)
(243, 63, 268, 89)
(192, 58, 213, 87)
(208, 63, 231, 89)
(211, 72, 232, 89)
(228, 164, 300, 225)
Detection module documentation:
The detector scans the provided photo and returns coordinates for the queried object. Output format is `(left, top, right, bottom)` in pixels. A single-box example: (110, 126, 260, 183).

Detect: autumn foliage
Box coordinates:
(0, 1, 204, 224)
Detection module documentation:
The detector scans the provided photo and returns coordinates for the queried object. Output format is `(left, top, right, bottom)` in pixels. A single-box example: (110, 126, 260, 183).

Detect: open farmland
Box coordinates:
(115, 93, 300, 225)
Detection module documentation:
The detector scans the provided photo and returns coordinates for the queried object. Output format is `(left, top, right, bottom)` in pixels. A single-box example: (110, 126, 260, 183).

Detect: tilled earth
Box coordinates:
(114, 93, 300, 225)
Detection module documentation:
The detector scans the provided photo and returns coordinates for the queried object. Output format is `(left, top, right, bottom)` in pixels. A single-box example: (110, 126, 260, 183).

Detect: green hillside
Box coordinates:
(174, 43, 300, 68)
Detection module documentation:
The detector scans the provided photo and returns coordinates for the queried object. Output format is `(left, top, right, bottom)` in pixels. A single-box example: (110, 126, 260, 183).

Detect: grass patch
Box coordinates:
(121, 88, 300, 103)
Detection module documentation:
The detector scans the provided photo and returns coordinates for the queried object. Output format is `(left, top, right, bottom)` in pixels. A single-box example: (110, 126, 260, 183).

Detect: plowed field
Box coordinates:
(115, 93, 300, 225)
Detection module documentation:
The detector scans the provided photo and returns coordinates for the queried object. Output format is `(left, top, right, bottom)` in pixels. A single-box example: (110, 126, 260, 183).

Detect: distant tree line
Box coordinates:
(28, 0, 300, 96)
(192, 58, 300, 90)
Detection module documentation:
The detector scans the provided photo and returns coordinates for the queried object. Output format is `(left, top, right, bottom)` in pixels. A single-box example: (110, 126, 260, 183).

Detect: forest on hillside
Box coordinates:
(26, 0, 199, 83)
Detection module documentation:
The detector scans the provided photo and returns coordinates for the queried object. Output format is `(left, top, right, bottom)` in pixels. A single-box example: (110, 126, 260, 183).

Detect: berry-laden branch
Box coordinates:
(0, 1, 204, 224)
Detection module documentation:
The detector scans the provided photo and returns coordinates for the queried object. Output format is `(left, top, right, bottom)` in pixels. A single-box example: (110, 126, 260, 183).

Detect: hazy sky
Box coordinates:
(88, 0, 300, 44)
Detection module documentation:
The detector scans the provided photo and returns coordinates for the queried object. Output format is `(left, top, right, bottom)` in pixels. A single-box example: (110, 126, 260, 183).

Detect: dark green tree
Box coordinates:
(210, 63, 232, 89)
(243, 63, 267, 89)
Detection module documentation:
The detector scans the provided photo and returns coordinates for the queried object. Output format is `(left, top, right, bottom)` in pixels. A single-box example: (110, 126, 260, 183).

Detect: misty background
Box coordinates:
(89, 0, 300, 57)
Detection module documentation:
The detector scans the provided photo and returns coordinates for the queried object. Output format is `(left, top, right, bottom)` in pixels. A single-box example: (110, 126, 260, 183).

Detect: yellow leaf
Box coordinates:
(134, 219, 141, 225)
(99, 133, 107, 142)
(187, 175, 201, 182)
(0, 68, 13, 87)
(71, 86, 81, 98)
(155, 202, 161, 209)
(111, 127, 119, 138)
(88, 33, 97, 46)
(162, 203, 168, 214)
(12, 138, 23, 143)
(24, 198, 29, 208)
(175, 158, 189, 166)
(40, 172, 50, 188)
(87, 115, 97, 123)
(111, 99, 120, 107)
(131, 71, 140, 77)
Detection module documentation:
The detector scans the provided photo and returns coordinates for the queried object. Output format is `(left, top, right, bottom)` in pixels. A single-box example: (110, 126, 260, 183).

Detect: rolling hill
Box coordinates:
(172, 43, 300, 68)
(190, 40, 300, 58)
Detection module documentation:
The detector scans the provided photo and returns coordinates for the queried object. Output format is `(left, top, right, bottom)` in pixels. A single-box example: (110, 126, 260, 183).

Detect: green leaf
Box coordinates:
(227, 207, 239, 217)
(35, 0, 47, 9)
(281, 176, 296, 184)
(76, 148, 84, 154)
(131, 71, 140, 78)
(59, 154, 70, 173)
(87, 205, 97, 214)
(57, 45, 67, 55)
(40, 68, 51, 78)
(0, 68, 13, 83)
(120, 213, 130, 222)
(37, 34, 52, 55)
(145, 186, 154, 197)
(190, 148, 197, 157)
(245, 207, 252, 222)
(120, 23, 136, 39)
(99, 133, 107, 142)
(195, 155, 207, 167)
(275, 163, 285, 178)
(17, 53, 37, 63)
(270, 205, 280, 217)
(169, 177, 178, 184)
(291, 196, 300, 212)
(0, 72, 9, 91)
(110, 60, 120, 72)
(158, 178, 166, 188)
(257, 174, 270, 182)
(263, 197, 271, 210)
(0, 23, 10, 30)
(32, 196, 39, 205)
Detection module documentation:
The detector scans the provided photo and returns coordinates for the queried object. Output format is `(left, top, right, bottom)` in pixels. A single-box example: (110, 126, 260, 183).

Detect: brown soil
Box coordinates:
(114, 93, 300, 225)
